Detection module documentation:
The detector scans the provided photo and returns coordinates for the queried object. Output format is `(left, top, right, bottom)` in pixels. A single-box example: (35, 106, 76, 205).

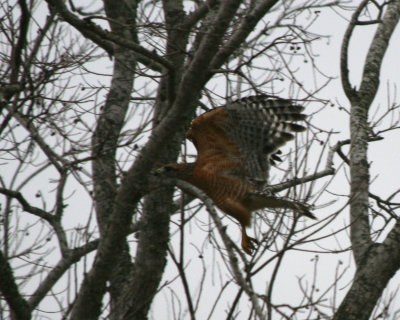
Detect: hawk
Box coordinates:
(155, 96, 315, 255)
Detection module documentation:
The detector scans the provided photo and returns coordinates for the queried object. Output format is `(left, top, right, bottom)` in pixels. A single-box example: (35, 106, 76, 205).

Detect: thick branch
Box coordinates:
(9, 0, 30, 83)
(109, 1, 190, 317)
(0, 84, 21, 102)
(181, 0, 217, 29)
(340, 0, 368, 101)
(348, 1, 400, 265)
(0, 188, 53, 221)
(334, 239, 400, 320)
(0, 251, 31, 320)
(179, 0, 242, 91)
(44, 0, 169, 72)
(358, 1, 400, 106)
(349, 104, 373, 262)
(210, 0, 280, 70)
(113, 187, 174, 320)
(70, 3, 138, 320)
(91, 42, 135, 234)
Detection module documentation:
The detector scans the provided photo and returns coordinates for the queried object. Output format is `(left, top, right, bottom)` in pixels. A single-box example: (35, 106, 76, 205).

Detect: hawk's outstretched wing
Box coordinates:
(186, 96, 307, 189)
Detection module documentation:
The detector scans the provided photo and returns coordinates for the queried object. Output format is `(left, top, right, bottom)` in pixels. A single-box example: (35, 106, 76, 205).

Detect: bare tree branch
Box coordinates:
(9, 0, 29, 83)
(44, 0, 169, 72)
(210, 0, 280, 70)
(28, 240, 99, 309)
(358, 0, 400, 106)
(0, 188, 53, 221)
(347, 0, 400, 265)
(334, 2, 400, 319)
(0, 251, 30, 320)
(340, 0, 369, 100)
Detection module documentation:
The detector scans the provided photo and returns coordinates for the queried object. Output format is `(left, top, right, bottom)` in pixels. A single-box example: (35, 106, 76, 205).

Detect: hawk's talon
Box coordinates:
(242, 235, 258, 255)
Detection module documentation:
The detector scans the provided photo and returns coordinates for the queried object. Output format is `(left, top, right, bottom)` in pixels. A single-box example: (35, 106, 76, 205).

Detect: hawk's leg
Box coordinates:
(243, 193, 316, 219)
(217, 198, 258, 255)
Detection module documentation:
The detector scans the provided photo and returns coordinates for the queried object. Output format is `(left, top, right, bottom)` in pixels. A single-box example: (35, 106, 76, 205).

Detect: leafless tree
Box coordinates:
(334, 1, 400, 319)
(1, 0, 400, 319)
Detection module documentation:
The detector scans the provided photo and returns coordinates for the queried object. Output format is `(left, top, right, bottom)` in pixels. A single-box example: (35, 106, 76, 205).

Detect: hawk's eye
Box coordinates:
(153, 165, 176, 176)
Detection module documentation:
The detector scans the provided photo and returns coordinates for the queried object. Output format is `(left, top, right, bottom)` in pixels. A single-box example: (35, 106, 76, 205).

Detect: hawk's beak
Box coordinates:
(152, 167, 164, 176)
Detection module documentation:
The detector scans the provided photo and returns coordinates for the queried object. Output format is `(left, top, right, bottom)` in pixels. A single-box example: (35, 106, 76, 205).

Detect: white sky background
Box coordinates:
(2, 0, 400, 319)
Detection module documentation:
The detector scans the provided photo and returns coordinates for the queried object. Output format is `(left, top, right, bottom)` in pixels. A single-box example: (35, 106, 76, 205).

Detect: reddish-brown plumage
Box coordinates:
(156, 96, 314, 255)
(186, 107, 255, 228)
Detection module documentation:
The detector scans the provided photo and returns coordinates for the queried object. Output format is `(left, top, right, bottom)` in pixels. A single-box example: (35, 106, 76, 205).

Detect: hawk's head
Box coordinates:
(153, 163, 196, 181)
(153, 164, 179, 177)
